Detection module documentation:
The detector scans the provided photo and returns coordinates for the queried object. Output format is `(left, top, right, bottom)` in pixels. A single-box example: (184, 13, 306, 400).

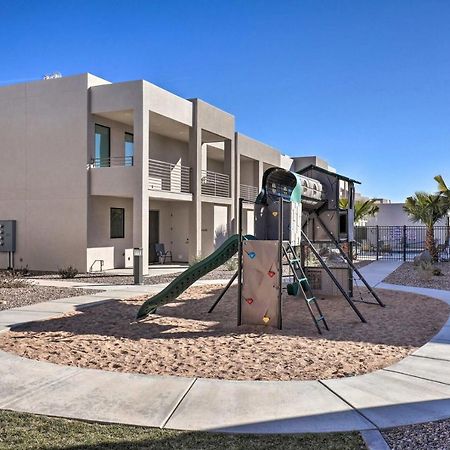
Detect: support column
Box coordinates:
(188, 101, 202, 261)
(224, 136, 236, 234)
(133, 97, 149, 274)
(255, 160, 264, 191)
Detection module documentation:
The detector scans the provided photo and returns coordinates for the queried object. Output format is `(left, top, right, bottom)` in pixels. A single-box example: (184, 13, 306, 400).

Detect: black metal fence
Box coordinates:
(354, 226, 450, 261)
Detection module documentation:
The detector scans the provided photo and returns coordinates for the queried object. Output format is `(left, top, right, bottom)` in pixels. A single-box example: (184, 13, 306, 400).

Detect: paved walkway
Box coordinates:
(0, 261, 449, 436)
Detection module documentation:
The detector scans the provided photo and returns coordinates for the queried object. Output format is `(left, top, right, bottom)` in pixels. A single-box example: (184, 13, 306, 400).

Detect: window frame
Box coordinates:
(94, 124, 111, 166)
(124, 132, 134, 166)
(110, 207, 125, 239)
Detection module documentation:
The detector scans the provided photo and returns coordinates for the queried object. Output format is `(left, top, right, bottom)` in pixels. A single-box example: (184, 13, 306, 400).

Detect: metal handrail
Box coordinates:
(148, 158, 191, 194)
(201, 170, 230, 197)
(90, 156, 134, 168)
(240, 184, 259, 202)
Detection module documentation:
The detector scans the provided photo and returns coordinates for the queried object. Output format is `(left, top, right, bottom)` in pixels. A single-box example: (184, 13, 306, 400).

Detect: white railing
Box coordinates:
(148, 159, 191, 194)
(201, 170, 230, 197)
(240, 184, 259, 202)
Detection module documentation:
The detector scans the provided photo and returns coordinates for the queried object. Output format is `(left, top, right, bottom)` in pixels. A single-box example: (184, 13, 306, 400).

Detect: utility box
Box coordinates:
(0, 220, 16, 252)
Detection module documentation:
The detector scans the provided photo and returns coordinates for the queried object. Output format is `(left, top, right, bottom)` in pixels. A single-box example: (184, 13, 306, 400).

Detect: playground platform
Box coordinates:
(0, 261, 448, 438)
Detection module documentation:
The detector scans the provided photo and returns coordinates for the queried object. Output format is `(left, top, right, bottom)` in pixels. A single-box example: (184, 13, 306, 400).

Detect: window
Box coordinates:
(94, 124, 110, 167)
(124, 132, 134, 166)
(110, 208, 125, 239)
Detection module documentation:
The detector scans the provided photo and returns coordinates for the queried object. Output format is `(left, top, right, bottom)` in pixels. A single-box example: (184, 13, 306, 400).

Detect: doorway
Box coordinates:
(149, 210, 159, 263)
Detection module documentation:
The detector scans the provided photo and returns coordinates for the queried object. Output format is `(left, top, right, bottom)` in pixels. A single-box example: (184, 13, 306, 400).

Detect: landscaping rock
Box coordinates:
(413, 250, 432, 266)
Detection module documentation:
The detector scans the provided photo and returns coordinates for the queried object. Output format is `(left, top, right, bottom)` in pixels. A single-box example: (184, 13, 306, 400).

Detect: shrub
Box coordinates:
(432, 267, 442, 276)
(0, 271, 30, 289)
(58, 266, 79, 279)
(224, 257, 238, 271)
(189, 255, 204, 267)
(415, 261, 441, 280)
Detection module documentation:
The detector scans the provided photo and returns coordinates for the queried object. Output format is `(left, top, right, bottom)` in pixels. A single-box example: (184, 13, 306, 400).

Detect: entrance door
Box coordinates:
(149, 210, 159, 263)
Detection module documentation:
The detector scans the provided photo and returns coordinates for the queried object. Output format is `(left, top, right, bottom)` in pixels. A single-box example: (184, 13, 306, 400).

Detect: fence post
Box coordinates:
(403, 225, 407, 261)
(376, 225, 379, 260)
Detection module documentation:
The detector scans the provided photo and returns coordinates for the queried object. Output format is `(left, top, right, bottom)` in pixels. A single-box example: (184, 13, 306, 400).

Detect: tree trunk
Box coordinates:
(426, 225, 438, 262)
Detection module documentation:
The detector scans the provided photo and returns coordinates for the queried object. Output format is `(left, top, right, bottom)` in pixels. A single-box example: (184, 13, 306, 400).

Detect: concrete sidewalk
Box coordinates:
(0, 261, 449, 435)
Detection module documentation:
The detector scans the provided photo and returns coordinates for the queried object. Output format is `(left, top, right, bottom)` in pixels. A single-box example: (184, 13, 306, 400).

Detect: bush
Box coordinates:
(415, 261, 441, 280)
(224, 257, 238, 271)
(0, 271, 30, 289)
(58, 266, 79, 279)
(189, 255, 204, 267)
(432, 267, 442, 276)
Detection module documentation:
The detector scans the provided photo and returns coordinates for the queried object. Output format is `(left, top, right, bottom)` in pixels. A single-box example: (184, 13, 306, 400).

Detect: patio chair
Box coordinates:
(154, 243, 172, 264)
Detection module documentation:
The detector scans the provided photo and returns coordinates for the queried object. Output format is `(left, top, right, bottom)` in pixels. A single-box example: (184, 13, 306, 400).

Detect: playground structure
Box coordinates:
(137, 164, 384, 333)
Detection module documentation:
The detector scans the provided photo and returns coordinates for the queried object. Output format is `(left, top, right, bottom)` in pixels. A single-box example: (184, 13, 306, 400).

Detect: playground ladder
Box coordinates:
(311, 213, 385, 308)
(282, 242, 329, 334)
(300, 231, 367, 323)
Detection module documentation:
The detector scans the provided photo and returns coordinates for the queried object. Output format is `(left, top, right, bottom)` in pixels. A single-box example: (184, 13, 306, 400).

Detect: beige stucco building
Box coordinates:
(0, 73, 320, 274)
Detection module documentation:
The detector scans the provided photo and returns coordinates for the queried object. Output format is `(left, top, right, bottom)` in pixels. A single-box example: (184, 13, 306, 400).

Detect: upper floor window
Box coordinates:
(94, 124, 110, 167)
(124, 132, 134, 166)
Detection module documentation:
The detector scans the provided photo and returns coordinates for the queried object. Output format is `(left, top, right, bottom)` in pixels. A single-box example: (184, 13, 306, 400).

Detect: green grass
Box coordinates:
(0, 409, 366, 450)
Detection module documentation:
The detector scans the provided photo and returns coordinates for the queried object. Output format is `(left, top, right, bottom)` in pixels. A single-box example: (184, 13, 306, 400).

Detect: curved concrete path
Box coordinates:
(0, 261, 449, 435)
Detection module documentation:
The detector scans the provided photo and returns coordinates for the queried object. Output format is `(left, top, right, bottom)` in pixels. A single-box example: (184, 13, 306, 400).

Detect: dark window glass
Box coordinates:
(95, 124, 110, 167)
(110, 208, 125, 239)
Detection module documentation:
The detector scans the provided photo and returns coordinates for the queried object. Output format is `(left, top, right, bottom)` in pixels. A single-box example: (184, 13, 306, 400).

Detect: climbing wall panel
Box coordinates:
(241, 240, 281, 328)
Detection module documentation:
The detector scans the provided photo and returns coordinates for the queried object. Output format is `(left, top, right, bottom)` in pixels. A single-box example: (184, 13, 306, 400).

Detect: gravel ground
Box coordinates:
(0, 283, 103, 311)
(383, 418, 450, 450)
(29, 268, 236, 286)
(384, 262, 450, 290)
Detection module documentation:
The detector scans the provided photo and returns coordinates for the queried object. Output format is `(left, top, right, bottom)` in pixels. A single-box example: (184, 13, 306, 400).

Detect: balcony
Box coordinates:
(240, 184, 259, 202)
(201, 170, 230, 198)
(148, 159, 191, 194)
(90, 156, 134, 168)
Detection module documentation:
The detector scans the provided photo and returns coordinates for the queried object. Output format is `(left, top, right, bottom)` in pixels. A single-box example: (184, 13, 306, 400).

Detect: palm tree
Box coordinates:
(339, 198, 379, 224)
(403, 192, 449, 262)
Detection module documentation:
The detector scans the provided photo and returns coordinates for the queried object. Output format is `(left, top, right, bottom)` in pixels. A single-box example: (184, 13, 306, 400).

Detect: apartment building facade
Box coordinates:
(0, 73, 316, 274)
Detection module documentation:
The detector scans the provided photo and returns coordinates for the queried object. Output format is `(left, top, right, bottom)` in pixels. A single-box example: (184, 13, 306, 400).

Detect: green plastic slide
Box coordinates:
(136, 234, 255, 319)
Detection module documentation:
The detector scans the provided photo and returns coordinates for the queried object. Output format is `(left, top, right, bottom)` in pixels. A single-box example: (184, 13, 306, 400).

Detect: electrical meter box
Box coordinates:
(0, 220, 16, 252)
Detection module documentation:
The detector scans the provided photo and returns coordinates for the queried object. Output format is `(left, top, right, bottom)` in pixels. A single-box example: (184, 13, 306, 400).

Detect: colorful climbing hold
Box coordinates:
(246, 298, 254, 305)
(262, 315, 270, 324)
(267, 270, 275, 278)
(246, 251, 256, 259)
(272, 211, 278, 217)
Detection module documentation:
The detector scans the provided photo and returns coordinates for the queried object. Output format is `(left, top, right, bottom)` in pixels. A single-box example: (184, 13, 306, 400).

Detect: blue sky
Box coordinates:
(1, 0, 449, 202)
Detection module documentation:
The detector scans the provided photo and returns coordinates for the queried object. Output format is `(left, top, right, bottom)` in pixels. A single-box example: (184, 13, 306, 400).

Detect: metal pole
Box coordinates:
(376, 225, 380, 260)
(237, 198, 243, 326)
(403, 225, 407, 262)
(133, 248, 143, 285)
(278, 199, 283, 330)
(209, 271, 238, 313)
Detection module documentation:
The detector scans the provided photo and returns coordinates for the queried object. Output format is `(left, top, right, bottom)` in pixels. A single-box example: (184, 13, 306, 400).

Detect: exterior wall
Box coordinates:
(87, 196, 133, 270)
(365, 203, 450, 227)
(149, 200, 190, 262)
(150, 132, 189, 165)
(0, 74, 107, 272)
(201, 204, 229, 256)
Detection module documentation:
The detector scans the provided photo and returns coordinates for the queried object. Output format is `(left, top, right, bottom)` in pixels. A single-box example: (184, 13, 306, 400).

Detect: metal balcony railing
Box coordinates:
(148, 159, 191, 194)
(240, 184, 259, 202)
(201, 170, 230, 197)
(90, 156, 134, 168)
